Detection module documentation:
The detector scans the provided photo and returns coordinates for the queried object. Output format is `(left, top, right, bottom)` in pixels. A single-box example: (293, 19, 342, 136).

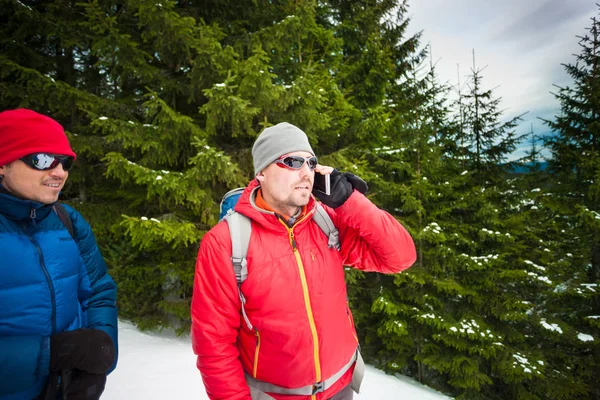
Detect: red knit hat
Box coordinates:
(0, 108, 77, 167)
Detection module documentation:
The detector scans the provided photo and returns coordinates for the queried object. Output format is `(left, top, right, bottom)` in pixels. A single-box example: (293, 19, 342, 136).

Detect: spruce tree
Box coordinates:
(457, 51, 525, 180)
(365, 52, 548, 399)
(542, 10, 600, 397)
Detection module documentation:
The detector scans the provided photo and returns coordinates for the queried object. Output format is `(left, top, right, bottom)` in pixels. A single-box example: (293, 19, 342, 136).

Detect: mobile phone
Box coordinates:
(313, 172, 331, 196)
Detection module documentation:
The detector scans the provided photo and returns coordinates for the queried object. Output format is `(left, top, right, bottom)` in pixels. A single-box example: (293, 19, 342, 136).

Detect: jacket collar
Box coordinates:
(0, 184, 54, 222)
(235, 179, 317, 231)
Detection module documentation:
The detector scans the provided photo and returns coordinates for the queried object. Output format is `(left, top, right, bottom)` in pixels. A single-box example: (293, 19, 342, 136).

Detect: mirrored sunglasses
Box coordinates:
(20, 153, 74, 171)
(275, 155, 318, 171)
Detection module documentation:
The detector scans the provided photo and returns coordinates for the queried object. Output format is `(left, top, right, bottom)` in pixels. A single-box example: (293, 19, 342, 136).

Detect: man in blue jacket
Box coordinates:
(0, 109, 118, 400)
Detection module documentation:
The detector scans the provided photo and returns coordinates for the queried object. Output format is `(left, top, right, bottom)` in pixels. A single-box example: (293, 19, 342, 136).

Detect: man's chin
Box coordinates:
(38, 196, 60, 205)
(295, 196, 310, 206)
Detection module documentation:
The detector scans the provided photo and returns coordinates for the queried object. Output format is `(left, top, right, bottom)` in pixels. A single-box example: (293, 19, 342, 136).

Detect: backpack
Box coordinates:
(220, 187, 340, 330)
(53, 203, 74, 238)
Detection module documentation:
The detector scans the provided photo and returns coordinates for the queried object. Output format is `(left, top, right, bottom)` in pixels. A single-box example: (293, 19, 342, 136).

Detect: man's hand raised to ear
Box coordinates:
(312, 169, 368, 209)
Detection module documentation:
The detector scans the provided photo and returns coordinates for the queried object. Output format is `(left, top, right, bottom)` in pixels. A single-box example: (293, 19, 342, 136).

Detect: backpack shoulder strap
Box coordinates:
(224, 211, 252, 285)
(313, 203, 340, 251)
(223, 211, 253, 330)
(53, 203, 74, 239)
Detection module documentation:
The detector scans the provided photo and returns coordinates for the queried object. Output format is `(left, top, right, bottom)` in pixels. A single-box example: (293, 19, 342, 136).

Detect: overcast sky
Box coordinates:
(406, 0, 598, 159)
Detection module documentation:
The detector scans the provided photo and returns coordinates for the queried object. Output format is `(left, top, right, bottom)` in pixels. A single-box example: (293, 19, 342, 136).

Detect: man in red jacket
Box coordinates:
(191, 122, 416, 400)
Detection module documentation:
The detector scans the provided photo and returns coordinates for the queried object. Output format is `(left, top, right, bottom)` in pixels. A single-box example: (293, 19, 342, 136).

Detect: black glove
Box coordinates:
(50, 328, 115, 375)
(344, 172, 368, 195)
(312, 169, 368, 209)
(61, 370, 107, 400)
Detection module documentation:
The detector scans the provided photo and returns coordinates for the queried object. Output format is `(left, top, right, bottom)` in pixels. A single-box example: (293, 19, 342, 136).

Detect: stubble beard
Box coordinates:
(37, 180, 64, 204)
(34, 192, 60, 205)
(272, 192, 309, 216)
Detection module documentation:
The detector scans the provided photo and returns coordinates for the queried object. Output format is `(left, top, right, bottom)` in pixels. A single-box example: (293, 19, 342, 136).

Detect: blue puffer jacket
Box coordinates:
(0, 188, 118, 400)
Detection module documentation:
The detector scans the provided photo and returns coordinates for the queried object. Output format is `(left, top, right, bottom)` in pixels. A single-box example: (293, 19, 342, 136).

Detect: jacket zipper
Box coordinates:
(24, 211, 57, 334)
(253, 329, 261, 378)
(280, 216, 322, 393)
(347, 304, 359, 343)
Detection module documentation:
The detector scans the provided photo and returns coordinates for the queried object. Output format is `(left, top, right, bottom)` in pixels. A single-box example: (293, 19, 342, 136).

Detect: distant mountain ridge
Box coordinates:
(507, 161, 549, 174)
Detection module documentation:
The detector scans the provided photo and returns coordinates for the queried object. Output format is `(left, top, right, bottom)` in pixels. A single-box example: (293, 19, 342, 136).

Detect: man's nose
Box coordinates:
(299, 162, 313, 176)
(49, 164, 68, 177)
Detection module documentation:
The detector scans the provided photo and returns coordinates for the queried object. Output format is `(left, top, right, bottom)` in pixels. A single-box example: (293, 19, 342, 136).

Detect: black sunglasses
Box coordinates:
(20, 153, 74, 171)
(275, 155, 318, 171)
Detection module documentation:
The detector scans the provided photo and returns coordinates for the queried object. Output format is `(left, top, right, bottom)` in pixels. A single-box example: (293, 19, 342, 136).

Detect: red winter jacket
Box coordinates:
(191, 180, 416, 400)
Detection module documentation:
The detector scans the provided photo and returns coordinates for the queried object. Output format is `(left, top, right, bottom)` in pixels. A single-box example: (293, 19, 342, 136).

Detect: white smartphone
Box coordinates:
(313, 172, 331, 196)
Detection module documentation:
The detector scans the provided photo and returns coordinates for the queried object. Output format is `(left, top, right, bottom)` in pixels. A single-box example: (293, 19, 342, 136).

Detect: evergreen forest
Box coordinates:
(1, 0, 599, 398)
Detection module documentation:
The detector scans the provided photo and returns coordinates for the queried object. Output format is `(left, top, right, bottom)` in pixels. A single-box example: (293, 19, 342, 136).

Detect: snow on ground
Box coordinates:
(103, 320, 452, 399)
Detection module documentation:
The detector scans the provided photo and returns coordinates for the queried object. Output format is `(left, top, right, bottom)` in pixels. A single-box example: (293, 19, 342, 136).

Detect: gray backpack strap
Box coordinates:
(313, 203, 340, 251)
(224, 211, 253, 330)
(225, 211, 251, 284)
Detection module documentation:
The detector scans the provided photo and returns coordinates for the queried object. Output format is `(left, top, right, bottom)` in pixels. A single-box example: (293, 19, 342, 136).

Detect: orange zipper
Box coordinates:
(253, 329, 261, 377)
(347, 304, 359, 343)
(278, 216, 322, 385)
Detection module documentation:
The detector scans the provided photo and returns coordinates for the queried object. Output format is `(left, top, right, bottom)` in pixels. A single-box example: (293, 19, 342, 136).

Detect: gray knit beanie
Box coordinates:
(252, 122, 315, 175)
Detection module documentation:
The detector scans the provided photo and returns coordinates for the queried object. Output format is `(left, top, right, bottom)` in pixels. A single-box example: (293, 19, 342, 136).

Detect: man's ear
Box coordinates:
(255, 171, 265, 183)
